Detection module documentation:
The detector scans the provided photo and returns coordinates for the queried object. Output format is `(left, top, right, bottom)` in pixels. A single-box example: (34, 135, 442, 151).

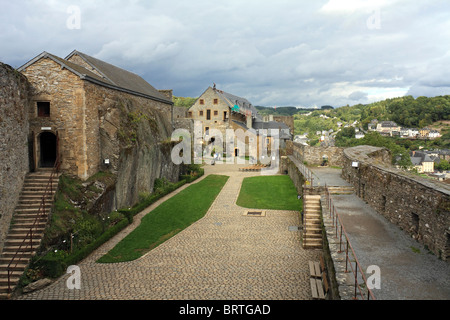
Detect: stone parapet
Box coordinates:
(342, 145, 450, 261)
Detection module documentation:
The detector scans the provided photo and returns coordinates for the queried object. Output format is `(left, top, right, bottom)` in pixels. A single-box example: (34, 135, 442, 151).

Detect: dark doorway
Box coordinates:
(39, 132, 57, 167)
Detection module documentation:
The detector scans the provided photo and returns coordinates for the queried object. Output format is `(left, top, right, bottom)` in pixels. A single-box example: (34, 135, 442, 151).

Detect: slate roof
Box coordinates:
(18, 51, 172, 104)
(380, 121, 399, 127)
(213, 87, 260, 119)
(410, 152, 434, 165)
(252, 120, 289, 131)
(232, 120, 292, 140)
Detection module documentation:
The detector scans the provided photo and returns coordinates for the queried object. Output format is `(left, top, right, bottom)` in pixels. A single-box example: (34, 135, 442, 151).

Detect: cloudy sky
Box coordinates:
(1, 0, 450, 108)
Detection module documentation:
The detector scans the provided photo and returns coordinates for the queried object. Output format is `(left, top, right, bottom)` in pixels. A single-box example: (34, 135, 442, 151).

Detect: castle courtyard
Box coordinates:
(16, 164, 321, 300)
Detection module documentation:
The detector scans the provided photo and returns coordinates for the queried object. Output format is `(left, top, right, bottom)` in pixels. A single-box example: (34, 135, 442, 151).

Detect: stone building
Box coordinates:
(187, 86, 291, 159)
(17, 50, 174, 180)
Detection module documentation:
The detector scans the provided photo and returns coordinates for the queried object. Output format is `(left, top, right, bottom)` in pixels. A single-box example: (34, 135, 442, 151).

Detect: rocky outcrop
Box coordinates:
(97, 95, 181, 210)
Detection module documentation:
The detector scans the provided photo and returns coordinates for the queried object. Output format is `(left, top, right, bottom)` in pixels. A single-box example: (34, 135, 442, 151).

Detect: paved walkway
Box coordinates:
(17, 164, 321, 300)
(310, 166, 450, 300)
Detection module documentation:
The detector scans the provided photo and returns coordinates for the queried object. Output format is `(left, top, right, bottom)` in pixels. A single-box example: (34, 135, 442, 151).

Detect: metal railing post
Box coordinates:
(354, 262, 358, 299)
(345, 240, 349, 272)
(326, 190, 376, 301)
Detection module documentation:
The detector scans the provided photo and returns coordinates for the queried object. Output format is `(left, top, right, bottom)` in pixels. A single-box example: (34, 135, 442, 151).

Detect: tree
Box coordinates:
(436, 159, 450, 171)
(335, 127, 356, 147)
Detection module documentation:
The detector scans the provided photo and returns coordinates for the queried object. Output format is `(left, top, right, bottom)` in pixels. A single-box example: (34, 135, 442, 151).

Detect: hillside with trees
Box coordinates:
(294, 95, 450, 167)
(173, 96, 197, 108)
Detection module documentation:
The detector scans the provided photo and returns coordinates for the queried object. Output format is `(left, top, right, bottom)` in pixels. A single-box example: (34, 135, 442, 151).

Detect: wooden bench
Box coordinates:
(309, 261, 321, 278)
(309, 257, 329, 300)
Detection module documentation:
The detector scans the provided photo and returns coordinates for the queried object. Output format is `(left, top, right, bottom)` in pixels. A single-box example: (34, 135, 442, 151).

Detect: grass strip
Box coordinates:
(236, 175, 301, 211)
(97, 174, 229, 263)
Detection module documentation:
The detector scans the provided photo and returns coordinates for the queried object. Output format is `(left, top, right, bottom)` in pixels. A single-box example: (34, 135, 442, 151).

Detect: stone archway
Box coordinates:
(39, 131, 57, 168)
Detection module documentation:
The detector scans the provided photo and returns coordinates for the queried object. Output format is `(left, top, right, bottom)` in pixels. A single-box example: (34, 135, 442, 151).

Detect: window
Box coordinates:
(199, 110, 204, 116)
(214, 110, 218, 116)
(206, 109, 211, 120)
(213, 98, 218, 105)
(188, 111, 192, 118)
(223, 111, 228, 121)
(200, 99, 205, 105)
(37, 101, 50, 117)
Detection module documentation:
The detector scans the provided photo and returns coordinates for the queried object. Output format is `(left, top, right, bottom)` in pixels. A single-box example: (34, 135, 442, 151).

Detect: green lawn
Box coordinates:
(236, 175, 301, 211)
(97, 174, 229, 263)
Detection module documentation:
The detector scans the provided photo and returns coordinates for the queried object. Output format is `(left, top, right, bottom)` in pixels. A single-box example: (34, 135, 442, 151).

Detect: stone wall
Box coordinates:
(293, 142, 344, 167)
(273, 115, 294, 135)
(0, 62, 31, 251)
(342, 145, 450, 260)
(281, 156, 305, 195)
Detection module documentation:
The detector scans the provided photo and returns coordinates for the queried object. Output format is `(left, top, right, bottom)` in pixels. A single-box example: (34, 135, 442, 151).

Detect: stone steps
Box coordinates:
(302, 195, 323, 249)
(0, 169, 59, 299)
(327, 186, 354, 195)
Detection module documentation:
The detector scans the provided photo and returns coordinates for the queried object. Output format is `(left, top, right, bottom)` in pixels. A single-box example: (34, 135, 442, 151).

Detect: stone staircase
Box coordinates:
(302, 195, 323, 249)
(326, 186, 354, 195)
(0, 169, 59, 299)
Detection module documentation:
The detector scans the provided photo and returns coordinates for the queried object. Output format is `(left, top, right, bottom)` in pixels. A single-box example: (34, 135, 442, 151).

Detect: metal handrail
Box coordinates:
(325, 187, 376, 300)
(6, 155, 60, 293)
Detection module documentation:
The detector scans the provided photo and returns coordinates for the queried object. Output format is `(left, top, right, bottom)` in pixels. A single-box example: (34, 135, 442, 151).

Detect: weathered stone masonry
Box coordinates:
(342, 145, 450, 260)
(0, 63, 31, 252)
(291, 142, 345, 167)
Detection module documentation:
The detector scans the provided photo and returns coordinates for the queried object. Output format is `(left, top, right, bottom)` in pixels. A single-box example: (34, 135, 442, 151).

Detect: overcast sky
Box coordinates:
(1, 0, 450, 108)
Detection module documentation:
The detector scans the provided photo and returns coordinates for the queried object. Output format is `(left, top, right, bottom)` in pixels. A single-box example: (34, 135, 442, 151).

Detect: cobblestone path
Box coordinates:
(17, 165, 321, 300)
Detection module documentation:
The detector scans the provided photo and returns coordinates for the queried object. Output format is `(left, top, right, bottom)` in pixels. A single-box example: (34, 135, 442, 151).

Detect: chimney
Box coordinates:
(158, 89, 173, 101)
(247, 114, 252, 129)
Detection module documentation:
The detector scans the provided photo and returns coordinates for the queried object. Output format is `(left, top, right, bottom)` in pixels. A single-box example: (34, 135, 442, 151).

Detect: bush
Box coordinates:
(32, 250, 68, 279)
(180, 164, 204, 183)
(64, 217, 129, 266)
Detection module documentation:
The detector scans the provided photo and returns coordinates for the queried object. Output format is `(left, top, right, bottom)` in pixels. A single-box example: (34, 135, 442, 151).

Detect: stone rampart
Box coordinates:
(0, 63, 31, 251)
(342, 145, 450, 260)
(293, 142, 344, 167)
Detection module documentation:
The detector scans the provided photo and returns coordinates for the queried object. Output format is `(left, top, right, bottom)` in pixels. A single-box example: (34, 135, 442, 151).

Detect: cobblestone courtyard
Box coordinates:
(17, 164, 321, 300)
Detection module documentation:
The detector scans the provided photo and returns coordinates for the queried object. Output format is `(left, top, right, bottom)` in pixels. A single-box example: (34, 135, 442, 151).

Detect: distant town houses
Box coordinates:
(368, 120, 441, 139)
(410, 151, 435, 173)
(407, 149, 450, 180)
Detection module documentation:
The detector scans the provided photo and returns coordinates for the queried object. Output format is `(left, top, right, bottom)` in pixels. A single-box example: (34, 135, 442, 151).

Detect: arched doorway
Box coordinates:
(39, 132, 57, 168)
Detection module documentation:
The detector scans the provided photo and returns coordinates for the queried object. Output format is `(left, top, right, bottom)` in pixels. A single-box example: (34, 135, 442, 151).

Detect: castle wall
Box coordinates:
(0, 63, 30, 251)
(292, 142, 345, 167)
(342, 146, 450, 260)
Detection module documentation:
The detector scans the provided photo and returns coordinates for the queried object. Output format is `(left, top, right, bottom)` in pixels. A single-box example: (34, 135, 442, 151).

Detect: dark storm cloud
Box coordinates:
(1, 0, 449, 107)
